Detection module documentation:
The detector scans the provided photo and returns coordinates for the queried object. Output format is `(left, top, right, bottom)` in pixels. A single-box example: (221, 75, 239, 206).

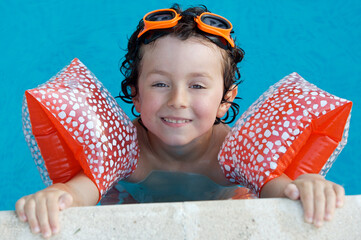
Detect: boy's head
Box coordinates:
(119, 4, 244, 124)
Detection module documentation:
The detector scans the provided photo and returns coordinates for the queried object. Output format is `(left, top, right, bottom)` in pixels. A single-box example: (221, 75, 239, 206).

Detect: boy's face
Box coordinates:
(133, 36, 232, 147)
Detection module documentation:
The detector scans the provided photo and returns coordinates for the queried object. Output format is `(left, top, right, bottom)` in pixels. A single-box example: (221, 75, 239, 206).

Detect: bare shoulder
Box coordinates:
(213, 123, 231, 145)
(125, 119, 151, 182)
(132, 118, 147, 144)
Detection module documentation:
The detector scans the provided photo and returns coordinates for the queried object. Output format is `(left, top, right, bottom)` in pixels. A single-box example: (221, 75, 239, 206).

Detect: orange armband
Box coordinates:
(22, 58, 139, 201)
(218, 72, 352, 196)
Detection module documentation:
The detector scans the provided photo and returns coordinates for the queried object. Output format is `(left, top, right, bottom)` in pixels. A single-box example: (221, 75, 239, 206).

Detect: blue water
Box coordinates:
(0, 0, 360, 210)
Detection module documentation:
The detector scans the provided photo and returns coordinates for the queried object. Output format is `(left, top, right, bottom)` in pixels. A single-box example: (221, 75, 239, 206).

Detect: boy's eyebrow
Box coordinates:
(187, 72, 213, 79)
(147, 70, 213, 79)
(147, 69, 171, 77)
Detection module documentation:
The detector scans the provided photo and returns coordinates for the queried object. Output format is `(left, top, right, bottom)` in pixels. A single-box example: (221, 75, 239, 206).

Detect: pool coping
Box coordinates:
(1, 195, 360, 239)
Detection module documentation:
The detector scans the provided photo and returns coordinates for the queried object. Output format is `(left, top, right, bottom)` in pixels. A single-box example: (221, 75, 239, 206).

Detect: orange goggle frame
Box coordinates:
(137, 8, 235, 48)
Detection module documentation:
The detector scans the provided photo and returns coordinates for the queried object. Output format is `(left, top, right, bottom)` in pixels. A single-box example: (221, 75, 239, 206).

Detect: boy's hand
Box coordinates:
(15, 183, 73, 238)
(283, 174, 345, 227)
(15, 172, 99, 238)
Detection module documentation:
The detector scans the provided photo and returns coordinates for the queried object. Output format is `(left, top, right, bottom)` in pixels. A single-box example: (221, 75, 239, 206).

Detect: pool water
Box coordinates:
(0, 0, 360, 210)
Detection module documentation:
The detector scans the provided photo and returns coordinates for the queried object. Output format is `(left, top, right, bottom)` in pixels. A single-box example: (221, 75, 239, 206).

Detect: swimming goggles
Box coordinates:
(137, 8, 235, 49)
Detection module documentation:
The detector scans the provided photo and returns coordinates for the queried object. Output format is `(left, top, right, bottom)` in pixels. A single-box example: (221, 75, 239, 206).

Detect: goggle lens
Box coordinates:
(201, 15, 231, 30)
(146, 11, 175, 21)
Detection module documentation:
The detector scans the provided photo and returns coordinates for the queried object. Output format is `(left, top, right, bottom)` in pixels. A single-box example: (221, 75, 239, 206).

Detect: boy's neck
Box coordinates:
(145, 128, 215, 164)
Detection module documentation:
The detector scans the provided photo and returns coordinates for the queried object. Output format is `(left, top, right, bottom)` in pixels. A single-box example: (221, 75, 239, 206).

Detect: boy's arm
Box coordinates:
(260, 173, 345, 227)
(16, 171, 99, 238)
(64, 171, 99, 206)
(260, 173, 291, 198)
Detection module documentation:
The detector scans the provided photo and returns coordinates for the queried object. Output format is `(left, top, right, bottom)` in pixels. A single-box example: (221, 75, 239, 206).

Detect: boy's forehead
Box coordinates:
(141, 35, 222, 56)
(138, 38, 225, 82)
(140, 36, 225, 69)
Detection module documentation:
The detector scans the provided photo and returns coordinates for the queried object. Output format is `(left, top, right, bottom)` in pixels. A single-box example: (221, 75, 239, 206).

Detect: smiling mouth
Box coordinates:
(161, 117, 192, 124)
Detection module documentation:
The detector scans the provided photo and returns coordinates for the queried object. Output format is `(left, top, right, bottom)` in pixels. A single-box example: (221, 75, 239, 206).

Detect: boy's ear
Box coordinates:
(216, 85, 238, 118)
(131, 86, 141, 113)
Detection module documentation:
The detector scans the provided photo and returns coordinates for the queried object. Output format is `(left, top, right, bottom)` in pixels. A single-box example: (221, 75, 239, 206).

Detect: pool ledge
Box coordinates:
(1, 195, 360, 239)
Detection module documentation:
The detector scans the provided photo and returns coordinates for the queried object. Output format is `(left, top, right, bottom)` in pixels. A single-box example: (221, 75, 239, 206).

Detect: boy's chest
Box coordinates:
(127, 143, 232, 186)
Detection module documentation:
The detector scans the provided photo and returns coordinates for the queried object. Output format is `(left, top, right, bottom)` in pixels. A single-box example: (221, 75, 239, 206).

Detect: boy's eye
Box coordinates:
(152, 83, 168, 88)
(190, 84, 205, 89)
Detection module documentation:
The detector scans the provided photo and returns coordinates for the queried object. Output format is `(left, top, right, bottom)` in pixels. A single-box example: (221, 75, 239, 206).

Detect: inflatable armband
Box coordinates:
(22, 58, 139, 199)
(218, 72, 352, 195)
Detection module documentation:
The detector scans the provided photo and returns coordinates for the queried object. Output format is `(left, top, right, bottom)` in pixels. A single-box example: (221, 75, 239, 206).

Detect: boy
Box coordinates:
(16, 5, 344, 238)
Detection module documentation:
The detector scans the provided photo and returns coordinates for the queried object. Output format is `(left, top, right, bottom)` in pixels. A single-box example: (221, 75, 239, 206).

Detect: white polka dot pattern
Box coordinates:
(218, 72, 352, 196)
(23, 58, 139, 197)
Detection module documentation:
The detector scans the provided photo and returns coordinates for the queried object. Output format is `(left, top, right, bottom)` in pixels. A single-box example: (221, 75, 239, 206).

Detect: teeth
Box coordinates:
(163, 118, 190, 124)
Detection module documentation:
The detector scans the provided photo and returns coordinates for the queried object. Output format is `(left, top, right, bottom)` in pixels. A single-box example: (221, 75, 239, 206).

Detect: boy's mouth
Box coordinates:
(161, 117, 192, 124)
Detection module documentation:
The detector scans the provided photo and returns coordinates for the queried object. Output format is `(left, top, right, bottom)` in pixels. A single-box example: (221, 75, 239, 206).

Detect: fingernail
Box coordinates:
(305, 217, 313, 223)
(43, 230, 51, 238)
(32, 226, 40, 233)
(59, 202, 65, 210)
(52, 226, 59, 234)
(20, 214, 27, 222)
(315, 220, 323, 228)
(336, 200, 343, 207)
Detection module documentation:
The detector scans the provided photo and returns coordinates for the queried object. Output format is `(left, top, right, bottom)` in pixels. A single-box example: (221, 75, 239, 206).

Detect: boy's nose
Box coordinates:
(168, 87, 188, 109)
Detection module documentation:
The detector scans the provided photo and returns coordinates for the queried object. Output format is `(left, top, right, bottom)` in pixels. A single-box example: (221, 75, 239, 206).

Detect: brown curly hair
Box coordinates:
(118, 4, 244, 124)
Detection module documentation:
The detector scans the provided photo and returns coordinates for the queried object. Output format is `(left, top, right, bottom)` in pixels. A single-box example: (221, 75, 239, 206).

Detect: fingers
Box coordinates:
(294, 176, 345, 228)
(59, 193, 73, 211)
(15, 188, 70, 238)
(15, 197, 27, 222)
(297, 181, 314, 224)
(48, 193, 73, 235)
(36, 197, 52, 238)
(283, 183, 300, 200)
(48, 196, 61, 235)
(23, 197, 40, 234)
(324, 184, 336, 221)
(334, 184, 345, 208)
(312, 180, 326, 227)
